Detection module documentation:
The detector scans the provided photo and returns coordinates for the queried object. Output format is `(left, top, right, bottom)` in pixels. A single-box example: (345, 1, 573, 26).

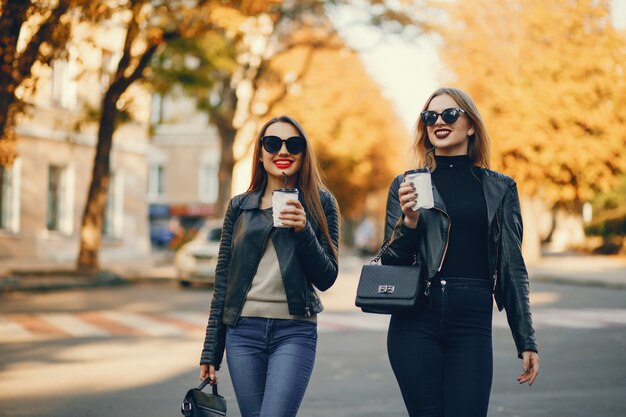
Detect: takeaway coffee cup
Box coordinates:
(404, 168, 434, 210)
(272, 189, 299, 227)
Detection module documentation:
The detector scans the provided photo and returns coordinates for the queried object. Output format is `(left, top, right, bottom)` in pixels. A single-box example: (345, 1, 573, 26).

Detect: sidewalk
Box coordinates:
(527, 253, 626, 288)
(1, 252, 625, 294)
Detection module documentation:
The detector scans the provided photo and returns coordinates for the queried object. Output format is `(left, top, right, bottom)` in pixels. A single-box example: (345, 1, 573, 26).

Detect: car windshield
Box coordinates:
(207, 228, 221, 242)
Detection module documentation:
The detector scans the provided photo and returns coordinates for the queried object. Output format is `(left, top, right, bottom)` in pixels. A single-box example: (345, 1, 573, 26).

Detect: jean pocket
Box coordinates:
(289, 319, 316, 327)
(235, 316, 248, 326)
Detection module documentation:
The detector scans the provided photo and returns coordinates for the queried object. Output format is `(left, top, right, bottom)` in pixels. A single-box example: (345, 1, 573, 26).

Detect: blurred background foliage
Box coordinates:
(1, 0, 625, 262)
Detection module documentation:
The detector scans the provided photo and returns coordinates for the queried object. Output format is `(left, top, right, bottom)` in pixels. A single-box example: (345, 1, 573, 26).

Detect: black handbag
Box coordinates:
(181, 378, 227, 417)
(355, 240, 424, 314)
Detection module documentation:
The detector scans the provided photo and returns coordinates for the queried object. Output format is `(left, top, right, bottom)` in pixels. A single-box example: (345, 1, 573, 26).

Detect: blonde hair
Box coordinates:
(412, 87, 491, 170)
(248, 115, 339, 258)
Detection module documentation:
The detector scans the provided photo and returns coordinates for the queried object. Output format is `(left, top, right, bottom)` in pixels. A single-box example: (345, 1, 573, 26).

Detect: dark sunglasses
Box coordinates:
(421, 108, 466, 126)
(261, 135, 307, 155)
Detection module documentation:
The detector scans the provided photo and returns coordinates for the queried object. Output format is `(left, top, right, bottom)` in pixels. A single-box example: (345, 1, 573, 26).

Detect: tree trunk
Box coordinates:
(0, 0, 31, 166)
(215, 124, 236, 218)
(210, 81, 238, 218)
(76, 89, 119, 270)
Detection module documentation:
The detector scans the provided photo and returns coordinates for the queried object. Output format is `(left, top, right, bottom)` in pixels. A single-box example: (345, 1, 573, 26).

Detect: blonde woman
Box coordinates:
(382, 88, 539, 417)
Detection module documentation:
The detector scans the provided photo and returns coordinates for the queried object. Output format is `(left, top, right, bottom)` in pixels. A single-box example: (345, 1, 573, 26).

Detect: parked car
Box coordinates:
(174, 221, 222, 287)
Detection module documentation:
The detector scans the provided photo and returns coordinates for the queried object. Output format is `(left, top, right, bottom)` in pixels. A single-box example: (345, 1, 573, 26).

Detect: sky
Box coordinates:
(331, 1, 626, 133)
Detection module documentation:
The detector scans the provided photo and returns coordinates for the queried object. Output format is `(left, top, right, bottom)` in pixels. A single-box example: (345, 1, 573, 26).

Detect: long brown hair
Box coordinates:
(248, 115, 339, 258)
(412, 87, 491, 170)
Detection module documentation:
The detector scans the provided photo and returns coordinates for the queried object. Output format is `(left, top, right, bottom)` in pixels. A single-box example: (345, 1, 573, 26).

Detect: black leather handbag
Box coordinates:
(355, 240, 424, 314)
(181, 379, 227, 417)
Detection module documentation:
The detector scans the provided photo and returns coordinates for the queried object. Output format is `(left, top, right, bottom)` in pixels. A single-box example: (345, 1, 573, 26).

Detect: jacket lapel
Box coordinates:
(433, 183, 447, 212)
(480, 169, 508, 224)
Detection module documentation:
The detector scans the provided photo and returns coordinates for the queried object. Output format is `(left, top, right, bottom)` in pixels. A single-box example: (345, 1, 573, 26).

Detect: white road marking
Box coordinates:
(166, 311, 208, 326)
(40, 313, 110, 337)
(100, 311, 185, 336)
(0, 317, 33, 342)
(1, 308, 626, 343)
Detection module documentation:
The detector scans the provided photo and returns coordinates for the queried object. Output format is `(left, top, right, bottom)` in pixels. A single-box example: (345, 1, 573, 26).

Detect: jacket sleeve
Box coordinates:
(381, 176, 419, 266)
(293, 191, 339, 291)
(499, 182, 538, 358)
(200, 199, 237, 369)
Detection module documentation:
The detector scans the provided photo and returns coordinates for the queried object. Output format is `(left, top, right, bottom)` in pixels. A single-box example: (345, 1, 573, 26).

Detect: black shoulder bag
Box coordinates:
(355, 240, 425, 314)
(181, 379, 227, 417)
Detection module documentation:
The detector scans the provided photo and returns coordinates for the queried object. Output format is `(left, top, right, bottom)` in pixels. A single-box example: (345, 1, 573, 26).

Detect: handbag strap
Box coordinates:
(371, 239, 417, 266)
(370, 240, 393, 265)
(198, 378, 219, 396)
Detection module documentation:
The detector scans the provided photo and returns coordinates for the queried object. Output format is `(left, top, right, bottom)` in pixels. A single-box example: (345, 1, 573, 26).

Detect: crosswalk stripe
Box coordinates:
(0, 317, 33, 342)
(1, 308, 626, 343)
(320, 313, 389, 331)
(39, 313, 110, 337)
(100, 311, 185, 336)
(165, 311, 209, 327)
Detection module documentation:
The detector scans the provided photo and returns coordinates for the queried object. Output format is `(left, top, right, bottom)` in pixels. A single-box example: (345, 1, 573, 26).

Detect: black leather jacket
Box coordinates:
(201, 187, 339, 369)
(381, 168, 537, 357)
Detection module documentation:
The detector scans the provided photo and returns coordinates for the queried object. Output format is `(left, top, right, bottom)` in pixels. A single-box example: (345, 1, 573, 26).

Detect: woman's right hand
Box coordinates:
(398, 181, 419, 228)
(200, 364, 217, 384)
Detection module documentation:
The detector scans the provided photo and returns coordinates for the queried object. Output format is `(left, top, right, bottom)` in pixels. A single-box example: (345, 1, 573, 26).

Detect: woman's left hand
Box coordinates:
(279, 200, 307, 232)
(517, 351, 540, 386)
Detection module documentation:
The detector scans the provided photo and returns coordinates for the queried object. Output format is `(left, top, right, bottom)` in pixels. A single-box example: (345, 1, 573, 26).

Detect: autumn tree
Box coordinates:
(0, 0, 87, 167)
(151, 0, 428, 217)
(77, 0, 283, 269)
(435, 0, 626, 257)
(264, 23, 408, 219)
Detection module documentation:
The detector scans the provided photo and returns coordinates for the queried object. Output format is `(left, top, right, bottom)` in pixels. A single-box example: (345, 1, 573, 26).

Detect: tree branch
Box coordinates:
(15, 0, 72, 83)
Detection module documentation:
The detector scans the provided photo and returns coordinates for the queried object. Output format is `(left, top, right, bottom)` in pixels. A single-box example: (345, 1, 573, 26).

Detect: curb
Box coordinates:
(0, 271, 129, 293)
(531, 274, 626, 289)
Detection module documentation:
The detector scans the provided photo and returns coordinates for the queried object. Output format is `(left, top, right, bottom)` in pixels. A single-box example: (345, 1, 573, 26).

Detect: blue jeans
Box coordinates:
(387, 277, 494, 417)
(225, 317, 317, 417)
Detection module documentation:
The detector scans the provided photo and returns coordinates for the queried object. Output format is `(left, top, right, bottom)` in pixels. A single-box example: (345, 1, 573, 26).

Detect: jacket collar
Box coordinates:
(433, 185, 447, 212)
(240, 187, 264, 210)
(479, 169, 509, 224)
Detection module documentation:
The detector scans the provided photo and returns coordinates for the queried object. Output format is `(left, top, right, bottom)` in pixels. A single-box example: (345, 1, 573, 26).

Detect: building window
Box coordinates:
(51, 59, 77, 109)
(46, 164, 74, 234)
(148, 164, 166, 201)
(199, 162, 218, 203)
(103, 172, 124, 238)
(0, 160, 21, 233)
(150, 93, 164, 125)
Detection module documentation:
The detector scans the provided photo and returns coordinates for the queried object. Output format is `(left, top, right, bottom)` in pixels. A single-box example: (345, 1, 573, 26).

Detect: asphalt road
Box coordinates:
(1, 281, 625, 417)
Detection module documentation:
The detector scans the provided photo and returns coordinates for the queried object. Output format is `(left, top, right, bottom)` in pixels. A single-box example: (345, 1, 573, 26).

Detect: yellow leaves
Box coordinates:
(436, 0, 626, 208)
(259, 28, 408, 218)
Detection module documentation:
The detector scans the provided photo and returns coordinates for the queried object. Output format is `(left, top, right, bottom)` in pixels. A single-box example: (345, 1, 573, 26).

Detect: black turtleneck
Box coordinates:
(431, 155, 490, 280)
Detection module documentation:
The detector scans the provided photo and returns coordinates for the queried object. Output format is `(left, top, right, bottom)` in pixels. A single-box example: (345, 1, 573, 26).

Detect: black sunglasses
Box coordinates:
(261, 135, 307, 155)
(421, 108, 466, 126)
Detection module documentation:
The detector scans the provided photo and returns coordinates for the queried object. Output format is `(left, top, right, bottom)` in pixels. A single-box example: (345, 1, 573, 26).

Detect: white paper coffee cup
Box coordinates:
(272, 189, 299, 227)
(404, 169, 434, 210)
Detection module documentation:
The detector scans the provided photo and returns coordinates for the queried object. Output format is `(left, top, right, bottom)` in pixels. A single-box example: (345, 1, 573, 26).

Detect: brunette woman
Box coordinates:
(382, 87, 539, 417)
(199, 115, 340, 417)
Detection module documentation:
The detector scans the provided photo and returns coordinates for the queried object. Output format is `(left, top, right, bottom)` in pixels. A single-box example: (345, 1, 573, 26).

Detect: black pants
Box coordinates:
(387, 277, 494, 417)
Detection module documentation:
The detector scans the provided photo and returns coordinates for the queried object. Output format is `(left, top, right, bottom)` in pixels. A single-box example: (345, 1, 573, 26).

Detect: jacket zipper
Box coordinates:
(492, 212, 501, 292)
(433, 207, 451, 272)
(304, 265, 311, 317)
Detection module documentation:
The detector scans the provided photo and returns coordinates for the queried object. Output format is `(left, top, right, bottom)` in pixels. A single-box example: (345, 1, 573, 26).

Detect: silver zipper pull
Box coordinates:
(424, 281, 431, 296)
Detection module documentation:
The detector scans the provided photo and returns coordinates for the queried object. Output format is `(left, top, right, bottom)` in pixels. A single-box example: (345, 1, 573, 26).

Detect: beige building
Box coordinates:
(147, 91, 221, 240)
(0, 24, 152, 268)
